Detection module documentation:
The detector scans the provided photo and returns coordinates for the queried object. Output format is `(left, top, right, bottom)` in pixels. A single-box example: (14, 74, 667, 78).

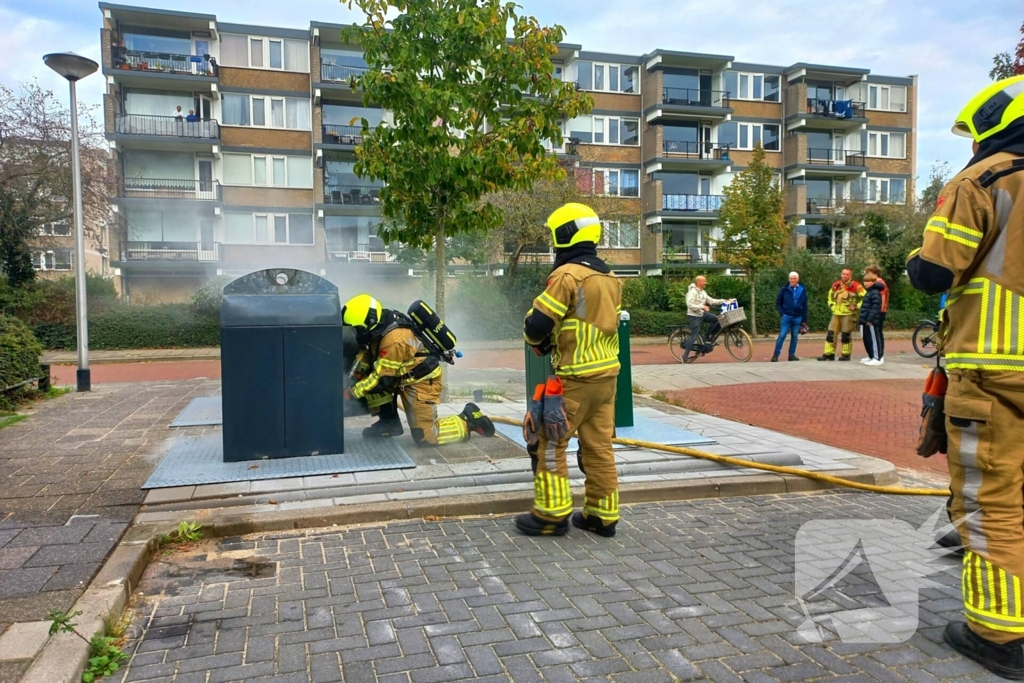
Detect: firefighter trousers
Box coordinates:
(398, 377, 468, 447)
(528, 376, 618, 524)
(823, 314, 856, 358)
(946, 370, 1024, 644)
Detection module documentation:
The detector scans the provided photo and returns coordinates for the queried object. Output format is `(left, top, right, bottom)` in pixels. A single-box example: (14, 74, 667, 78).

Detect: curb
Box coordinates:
(19, 457, 896, 683)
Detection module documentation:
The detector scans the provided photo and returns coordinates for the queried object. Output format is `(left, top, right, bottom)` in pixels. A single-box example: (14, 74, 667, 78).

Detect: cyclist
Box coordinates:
(682, 275, 737, 363)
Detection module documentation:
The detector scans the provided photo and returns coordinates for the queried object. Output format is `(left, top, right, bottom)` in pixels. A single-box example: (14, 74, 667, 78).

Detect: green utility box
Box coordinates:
(525, 345, 552, 402)
(615, 311, 634, 428)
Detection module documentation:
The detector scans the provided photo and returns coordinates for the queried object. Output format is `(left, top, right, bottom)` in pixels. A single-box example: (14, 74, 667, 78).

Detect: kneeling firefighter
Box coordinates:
(342, 294, 495, 446)
(518, 202, 622, 538)
(908, 75, 1024, 679)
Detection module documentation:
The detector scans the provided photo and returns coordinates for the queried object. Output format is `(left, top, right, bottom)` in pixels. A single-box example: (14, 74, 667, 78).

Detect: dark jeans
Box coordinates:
(774, 314, 802, 357)
(684, 312, 720, 356)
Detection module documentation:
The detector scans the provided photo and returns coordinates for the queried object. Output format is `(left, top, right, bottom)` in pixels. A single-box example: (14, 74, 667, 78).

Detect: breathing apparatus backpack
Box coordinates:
(406, 300, 461, 365)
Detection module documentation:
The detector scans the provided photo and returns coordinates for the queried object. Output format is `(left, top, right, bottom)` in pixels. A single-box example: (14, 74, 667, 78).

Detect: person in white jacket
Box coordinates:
(682, 276, 735, 363)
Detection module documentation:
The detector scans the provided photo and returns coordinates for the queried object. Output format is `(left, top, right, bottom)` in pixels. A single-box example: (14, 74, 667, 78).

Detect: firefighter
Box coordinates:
(342, 294, 495, 446)
(817, 267, 865, 361)
(907, 75, 1024, 679)
(517, 202, 622, 537)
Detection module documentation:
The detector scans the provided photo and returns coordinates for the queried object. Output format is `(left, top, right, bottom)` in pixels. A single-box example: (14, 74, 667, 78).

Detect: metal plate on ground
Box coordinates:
(493, 414, 716, 452)
(170, 396, 223, 427)
(143, 431, 414, 488)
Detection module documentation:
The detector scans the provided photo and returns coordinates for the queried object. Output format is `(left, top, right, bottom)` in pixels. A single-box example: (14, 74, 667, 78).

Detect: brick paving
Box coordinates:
(112, 492, 991, 683)
(660, 380, 947, 476)
(0, 380, 213, 681)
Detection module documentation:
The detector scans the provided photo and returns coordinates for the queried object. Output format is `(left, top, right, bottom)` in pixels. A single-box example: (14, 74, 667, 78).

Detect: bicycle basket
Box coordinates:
(717, 307, 747, 327)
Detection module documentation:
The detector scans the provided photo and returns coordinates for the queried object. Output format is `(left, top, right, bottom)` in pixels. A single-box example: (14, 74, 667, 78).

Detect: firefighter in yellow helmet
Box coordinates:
(517, 203, 623, 537)
(342, 294, 494, 446)
(907, 75, 1024, 678)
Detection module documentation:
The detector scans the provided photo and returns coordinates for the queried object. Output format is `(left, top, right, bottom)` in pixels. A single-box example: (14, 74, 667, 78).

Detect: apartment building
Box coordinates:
(99, 3, 916, 300)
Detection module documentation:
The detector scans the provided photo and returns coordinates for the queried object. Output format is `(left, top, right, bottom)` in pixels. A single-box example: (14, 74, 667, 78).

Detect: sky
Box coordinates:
(1, 0, 1019, 190)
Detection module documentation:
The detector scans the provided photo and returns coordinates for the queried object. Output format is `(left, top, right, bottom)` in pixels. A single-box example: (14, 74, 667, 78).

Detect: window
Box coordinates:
(573, 61, 640, 94)
(868, 84, 907, 112)
(223, 212, 315, 245)
(222, 94, 311, 130)
(250, 38, 264, 68)
(587, 168, 638, 197)
(725, 71, 780, 102)
(272, 158, 287, 186)
(567, 116, 640, 146)
(866, 178, 907, 204)
(287, 157, 312, 188)
(600, 220, 639, 249)
(252, 97, 266, 126)
(223, 154, 253, 184)
(271, 99, 284, 128)
(867, 131, 906, 158)
(219, 33, 309, 72)
(222, 93, 249, 126)
(622, 66, 638, 94)
(37, 223, 71, 237)
(223, 154, 313, 188)
(727, 122, 780, 151)
(33, 249, 72, 271)
(269, 40, 283, 69)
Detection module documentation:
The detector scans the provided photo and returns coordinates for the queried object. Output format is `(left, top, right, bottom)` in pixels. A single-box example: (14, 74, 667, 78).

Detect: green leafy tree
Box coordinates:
(991, 21, 1024, 80)
(715, 144, 788, 335)
(341, 0, 592, 319)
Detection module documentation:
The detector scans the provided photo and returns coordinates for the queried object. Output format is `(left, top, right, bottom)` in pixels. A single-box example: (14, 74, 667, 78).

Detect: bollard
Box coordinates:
(473, 389, 484, 403)
(524, 343, 552, 402)
(38, 365, 51, 393)
(615, 311, 634, 428)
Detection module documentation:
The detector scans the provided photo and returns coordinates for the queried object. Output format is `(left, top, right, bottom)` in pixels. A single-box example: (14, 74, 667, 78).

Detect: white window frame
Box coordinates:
(599, 220, 640, 249)
(866, 131, 906, 159)
(223, 153, 313, 188)
(590, 116, 640, 147)
(865, 177, 908, 204)
(868, 84, 907, 113)
(588, 168, 641, 197)
(732, 123, 781, 151)
(226, 212, 315, 246)
(576, 61, 640, 94)
(221, 33, 309, 73)
(223, 95, 311, 131)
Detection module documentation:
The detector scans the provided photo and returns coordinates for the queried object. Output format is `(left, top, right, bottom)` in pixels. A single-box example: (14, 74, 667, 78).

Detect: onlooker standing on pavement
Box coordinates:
(858, 271, 885, 365)
(772, 271, 807, 362)
(817, 268, 865, 362)
(863, 265, 888, 362)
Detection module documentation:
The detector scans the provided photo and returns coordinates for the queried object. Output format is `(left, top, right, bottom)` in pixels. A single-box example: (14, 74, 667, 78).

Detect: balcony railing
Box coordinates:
(662, 140, 732, 160)
(322, 184, 383, 205)
(113, 48, 216, 76)
(321, 63, 369, 83)
(121, 178, 221, 201)
(805, 98, 865, 119)
(662, 88, 729, 108)
(121, 241, 222, 262)
(664, 245, 719, 264)
(805, 198, 845, 215)
(325, 245, 396, 263)
(663, 194, 724, 212)
(115, 113, 219, 139)
(806, 149, 867, 166)
(322, 124, 375, 145)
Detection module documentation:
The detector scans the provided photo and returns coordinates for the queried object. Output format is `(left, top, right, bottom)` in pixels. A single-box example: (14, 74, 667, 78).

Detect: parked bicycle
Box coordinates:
(667, 305, 753, 363)
(912, 318, 940, 359)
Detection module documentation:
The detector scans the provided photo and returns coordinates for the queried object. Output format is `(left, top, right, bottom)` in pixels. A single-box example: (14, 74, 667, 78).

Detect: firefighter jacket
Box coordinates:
(827, 279, 865, 316)
(351, 325, 441, 399)
(524, 262, 623, 380)
(907, 151, 1024, 373)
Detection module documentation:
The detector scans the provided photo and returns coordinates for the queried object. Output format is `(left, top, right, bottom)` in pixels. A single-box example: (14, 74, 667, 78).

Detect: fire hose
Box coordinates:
(487, 415, 949, 497)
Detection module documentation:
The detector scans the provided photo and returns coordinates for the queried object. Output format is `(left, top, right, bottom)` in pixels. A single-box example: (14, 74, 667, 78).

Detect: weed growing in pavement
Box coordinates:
(156, 521, 204, 552)
(0, 413, 26, 430)
(46, 609, 129, 682)
(632, 383, 649, 396)
(101, 609, 133, 643)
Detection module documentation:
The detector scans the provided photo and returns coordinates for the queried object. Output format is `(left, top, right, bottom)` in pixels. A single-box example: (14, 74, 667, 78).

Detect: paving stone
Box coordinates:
(0, 621, 50, 662)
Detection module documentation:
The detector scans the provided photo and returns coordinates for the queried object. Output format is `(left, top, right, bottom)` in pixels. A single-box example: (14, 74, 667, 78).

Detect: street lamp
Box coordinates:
(43, 52, 98, 392)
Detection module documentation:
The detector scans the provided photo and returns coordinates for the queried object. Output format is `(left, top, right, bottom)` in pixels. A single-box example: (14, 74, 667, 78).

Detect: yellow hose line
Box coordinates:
(489, 415, 949, 497)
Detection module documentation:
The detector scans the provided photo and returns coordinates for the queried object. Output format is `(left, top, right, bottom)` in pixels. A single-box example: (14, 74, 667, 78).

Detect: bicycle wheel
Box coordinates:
(912, 322, 940, 359)
(668, 328, 691, 363)
(724, 327, 754, 363)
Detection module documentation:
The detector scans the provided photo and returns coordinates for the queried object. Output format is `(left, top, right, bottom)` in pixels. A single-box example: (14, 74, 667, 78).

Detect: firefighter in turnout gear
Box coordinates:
(907, 75, 1024, 679)
(517, 203, 623, 538)
(817, 268, 865, 361)
(342, 294, 494, 447)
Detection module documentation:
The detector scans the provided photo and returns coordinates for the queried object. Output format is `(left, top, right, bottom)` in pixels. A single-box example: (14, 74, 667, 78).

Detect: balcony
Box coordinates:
(805, 98, 866, 120)
(322, 184, 382, 206)
(806, 149, 867, 167)
(112, 48, 216, 77)
(662, 88, 729, 108)
(664, 245, 720, 265)
(115, 114, 219, 140)
(121, 241, 222, 263)
(325, 245, 397, 263)
(663, 194, 724, 212)
(121, 178, 222, 202)
(320, 63, 369, 84)
(805, 198, 845, 215)
(322, 124, 374, 146)
(662, 141, 731, 160)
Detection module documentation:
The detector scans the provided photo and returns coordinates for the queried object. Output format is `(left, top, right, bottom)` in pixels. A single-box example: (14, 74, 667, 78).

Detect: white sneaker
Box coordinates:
(859, 358, 871, 364)
(865, 359, 883, 366)
(877, 357, 885, 365)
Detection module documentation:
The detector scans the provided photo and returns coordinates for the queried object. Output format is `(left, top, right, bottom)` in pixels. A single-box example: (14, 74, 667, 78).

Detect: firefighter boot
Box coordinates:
(363, 399, 404, 438)
(571, 511, 617, 538)
(460, 403, 495, 437)
(514, 513, 568, 537)
(944, 622, 1024, 680)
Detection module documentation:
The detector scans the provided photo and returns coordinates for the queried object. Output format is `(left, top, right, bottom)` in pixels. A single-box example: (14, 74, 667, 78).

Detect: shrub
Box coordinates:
(189, 275, 234, 319)
(621, 276, 669, 312)
(0, 275, 117, 326)
(35, 304, 221, 350)
(629, 309, 681, 336)
(0, 315, 43, 409)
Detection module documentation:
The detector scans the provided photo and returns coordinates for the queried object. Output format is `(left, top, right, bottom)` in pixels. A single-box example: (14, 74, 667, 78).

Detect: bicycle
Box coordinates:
(667, 305, 753, 363)
(912, 318, 940, 359)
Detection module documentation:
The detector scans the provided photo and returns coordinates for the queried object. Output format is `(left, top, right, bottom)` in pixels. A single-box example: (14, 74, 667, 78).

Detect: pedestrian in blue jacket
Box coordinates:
(772, 272, 808, 362)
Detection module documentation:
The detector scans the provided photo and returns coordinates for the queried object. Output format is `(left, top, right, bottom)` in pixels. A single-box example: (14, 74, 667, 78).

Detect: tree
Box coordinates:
(342, 0, 591, 320)
(715, 144, 788, 335)
(990, 20, 1024, 80)
(0, 81, 110, 287)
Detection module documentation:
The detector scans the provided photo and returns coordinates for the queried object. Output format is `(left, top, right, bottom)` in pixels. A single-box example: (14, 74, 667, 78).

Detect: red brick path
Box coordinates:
(660, 379, 950, 476)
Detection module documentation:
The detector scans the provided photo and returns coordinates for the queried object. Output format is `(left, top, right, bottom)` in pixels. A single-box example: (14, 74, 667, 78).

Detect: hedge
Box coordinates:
(0, 315, 43, 388)
(35, 304, 220, 351)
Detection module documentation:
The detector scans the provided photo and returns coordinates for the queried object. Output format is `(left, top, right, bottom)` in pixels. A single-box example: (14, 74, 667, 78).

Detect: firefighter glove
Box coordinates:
(523, 383, 545, 447)
(542, 376, 570, 441)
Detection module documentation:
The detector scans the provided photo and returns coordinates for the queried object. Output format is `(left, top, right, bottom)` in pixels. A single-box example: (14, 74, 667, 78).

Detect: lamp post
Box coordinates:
(43, 52, 98, 392)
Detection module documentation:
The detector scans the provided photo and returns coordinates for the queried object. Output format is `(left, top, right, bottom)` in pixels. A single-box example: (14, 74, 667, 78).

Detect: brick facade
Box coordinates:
(579, 144, 642, 164)
(222, 187, 315, 208)
(730, 101, 783, 119)
(220, 127, 312, 150)
(590, 92, 642, 114)
(866, 157, 914, 175)
(218, 67, 311, 93)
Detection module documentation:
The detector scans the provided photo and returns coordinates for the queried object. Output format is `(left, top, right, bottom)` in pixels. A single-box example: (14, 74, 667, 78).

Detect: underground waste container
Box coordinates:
(220, 268, 346, 462)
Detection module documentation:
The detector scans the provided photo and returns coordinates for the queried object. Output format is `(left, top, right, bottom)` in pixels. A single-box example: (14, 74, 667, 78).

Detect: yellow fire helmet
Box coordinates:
(546, 202, 602, 249)
(953, 75, 1024, 142)
(342, 294, 383, 328)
